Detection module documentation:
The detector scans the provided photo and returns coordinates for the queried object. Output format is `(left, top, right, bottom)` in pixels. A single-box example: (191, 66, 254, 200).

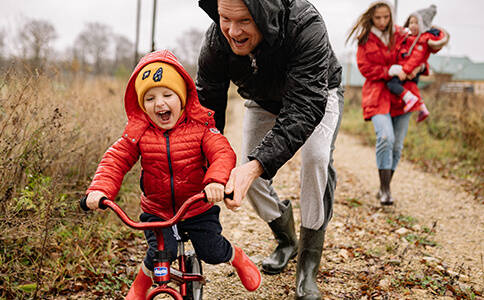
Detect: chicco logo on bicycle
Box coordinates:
(154, 267, 168, 276)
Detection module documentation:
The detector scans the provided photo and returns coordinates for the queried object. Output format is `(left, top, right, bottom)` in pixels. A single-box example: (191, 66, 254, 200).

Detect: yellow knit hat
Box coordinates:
(135, 62, 187, 112)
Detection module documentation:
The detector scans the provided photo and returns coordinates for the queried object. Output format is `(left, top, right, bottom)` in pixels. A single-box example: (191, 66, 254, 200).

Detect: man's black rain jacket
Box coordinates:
(196, 0, 343, 180)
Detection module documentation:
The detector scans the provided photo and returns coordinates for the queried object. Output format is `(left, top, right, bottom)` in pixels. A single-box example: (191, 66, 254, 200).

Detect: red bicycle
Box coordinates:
(81, 192, 211, 300)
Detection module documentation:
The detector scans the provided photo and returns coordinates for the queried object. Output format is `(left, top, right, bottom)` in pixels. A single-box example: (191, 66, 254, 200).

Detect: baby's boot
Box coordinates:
(126, 263, 153, 300)
(402, 91, 420, 113)
(417, 103, 430, 123)
(230, 246, 262, 291)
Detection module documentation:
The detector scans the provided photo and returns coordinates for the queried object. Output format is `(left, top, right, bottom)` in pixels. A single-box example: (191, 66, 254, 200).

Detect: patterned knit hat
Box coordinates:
(135, 62, 187, 112)
(410, 4, 437, 33)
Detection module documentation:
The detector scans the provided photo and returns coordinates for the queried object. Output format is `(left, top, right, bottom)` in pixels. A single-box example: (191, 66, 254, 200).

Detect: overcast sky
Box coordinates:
(2, 0, 484, 63)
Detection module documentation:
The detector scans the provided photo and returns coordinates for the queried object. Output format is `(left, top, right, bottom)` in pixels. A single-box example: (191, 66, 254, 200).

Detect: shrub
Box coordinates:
(0, 68, 139, 298)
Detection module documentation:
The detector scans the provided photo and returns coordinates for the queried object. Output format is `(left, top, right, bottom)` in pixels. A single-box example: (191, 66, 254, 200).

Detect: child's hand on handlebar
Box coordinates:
(86, 191, 107, 211)
(204, 183, 225, 204)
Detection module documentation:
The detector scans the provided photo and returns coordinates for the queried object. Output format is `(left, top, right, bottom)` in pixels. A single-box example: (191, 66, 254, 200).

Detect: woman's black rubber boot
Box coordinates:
(378, 169, 394, 205)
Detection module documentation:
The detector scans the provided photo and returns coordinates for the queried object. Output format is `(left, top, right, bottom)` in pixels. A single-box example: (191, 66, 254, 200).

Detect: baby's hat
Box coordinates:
(411, 4, 437, 32)
(135, 62, 187, 112)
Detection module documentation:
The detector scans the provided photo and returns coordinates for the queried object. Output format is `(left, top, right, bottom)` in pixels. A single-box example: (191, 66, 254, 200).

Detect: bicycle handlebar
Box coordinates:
(80, 191, 234, 231)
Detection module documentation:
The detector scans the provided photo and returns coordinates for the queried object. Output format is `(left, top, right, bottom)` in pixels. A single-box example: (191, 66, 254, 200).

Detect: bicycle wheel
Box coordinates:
(183, 250, 203, 300)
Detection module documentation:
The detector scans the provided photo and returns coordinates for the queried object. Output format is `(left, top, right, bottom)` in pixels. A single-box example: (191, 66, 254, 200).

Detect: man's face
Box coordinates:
(218, 0, 263, 56)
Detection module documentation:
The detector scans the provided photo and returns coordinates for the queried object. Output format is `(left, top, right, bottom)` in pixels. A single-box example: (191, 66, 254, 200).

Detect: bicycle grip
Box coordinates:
(98, 197, 108, 210)
(201, 191, 234, 202)
(80, 195, 89, 211)
(79, 195, 108, 211)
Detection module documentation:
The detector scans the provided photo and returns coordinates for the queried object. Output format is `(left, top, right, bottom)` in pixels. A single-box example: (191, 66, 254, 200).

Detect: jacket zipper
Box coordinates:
(248, 53, 258, 74)
(164, 132, 177, 216)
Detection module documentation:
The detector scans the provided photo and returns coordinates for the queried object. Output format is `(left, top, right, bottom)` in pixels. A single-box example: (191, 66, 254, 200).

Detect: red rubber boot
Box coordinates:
(125, 265, 152, 300)
(231, 246, 262, 292)
(402, 91, 420, 113)
(417, 103, 430, 123)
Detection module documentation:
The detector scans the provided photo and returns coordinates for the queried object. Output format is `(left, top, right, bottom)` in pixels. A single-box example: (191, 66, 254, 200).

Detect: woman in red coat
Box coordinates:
(347, 1, 418, 206)
(83, 50, 261, 298)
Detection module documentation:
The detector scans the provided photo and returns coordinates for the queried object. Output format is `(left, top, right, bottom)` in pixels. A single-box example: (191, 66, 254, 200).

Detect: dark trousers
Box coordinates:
(386, 74, 420, 96)
(140, 205, 233, 270)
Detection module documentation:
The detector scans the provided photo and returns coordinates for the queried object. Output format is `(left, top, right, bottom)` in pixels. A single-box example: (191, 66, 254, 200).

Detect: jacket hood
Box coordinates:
(368, 0, 395, 23)
(198, 0, 290, 48)
(409, 4, 436, 33)
(123, 50, 215, 140)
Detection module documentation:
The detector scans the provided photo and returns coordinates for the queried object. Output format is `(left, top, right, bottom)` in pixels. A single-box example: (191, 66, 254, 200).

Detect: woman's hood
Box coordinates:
(198, 0, 290, 48)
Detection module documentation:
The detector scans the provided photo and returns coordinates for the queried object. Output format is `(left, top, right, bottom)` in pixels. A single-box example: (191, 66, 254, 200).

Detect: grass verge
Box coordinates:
(341, 87, 483, 202)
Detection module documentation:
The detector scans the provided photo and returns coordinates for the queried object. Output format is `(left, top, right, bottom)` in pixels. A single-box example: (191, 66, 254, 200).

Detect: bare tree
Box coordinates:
(0, 29, 5, 71)
(63, 46, 83, 74)
(74, 22, 112, 75)
(17, 19, 57, 70)
(0, 29, 5, 55)
(114, 34, 134, 65)
(0, 29, 5, 64)
(172, 28, 205, 77)
(72, 35, 89, 73)
(111, 34, 134, 77)
(112, 34, 134, 77)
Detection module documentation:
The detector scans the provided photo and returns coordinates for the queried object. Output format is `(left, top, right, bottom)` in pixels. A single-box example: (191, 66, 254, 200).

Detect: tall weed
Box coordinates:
(0, 68, 139, 298)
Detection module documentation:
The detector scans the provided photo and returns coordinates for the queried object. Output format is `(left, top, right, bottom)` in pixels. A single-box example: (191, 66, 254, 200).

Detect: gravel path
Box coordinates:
(200, 97, 483, 299)
(333, 133, 483, 273)
(69, 97, 482, 299)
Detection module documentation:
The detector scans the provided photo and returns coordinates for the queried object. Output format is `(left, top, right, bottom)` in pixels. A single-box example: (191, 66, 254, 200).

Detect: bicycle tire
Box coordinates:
(183, 250, 203, 300)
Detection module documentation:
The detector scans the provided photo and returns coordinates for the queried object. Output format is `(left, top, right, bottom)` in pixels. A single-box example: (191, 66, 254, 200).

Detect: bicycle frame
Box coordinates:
(100, 192, 207, 300)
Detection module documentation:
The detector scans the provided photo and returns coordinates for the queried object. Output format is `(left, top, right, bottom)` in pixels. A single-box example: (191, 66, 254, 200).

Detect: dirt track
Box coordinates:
(199, 97, 483, 299)
(68, 97, 483, 299)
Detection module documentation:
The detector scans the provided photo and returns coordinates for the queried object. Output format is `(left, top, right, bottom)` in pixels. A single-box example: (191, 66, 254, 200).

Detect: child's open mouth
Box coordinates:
(157, 111, 171, 121)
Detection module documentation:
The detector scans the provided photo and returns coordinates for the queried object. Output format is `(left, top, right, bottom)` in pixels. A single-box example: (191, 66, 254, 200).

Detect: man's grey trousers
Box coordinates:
(241, 87, 344, 230)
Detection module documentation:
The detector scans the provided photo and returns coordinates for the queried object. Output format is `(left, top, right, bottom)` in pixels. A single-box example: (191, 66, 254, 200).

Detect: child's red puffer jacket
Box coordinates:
(389, 27, 448, 117)
(87, 50, 236, 220)
(398, 28, 448, 75)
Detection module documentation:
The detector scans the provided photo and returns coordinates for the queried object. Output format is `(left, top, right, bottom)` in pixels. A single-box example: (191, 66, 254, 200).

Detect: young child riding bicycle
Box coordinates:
(84, 50, 261, 299)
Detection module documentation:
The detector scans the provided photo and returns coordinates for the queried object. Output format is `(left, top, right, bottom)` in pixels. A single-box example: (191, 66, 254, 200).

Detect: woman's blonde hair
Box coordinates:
(346, 1, 394, 46)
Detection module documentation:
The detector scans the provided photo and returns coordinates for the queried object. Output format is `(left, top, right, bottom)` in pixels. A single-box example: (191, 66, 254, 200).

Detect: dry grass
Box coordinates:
(0, 68, 131, 298)
(0, 69, 242, 299)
